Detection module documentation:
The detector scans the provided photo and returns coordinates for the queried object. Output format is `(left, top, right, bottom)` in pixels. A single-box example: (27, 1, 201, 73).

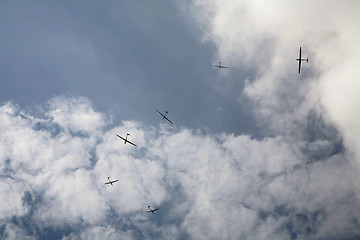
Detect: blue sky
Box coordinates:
(1, 1, 360, 240)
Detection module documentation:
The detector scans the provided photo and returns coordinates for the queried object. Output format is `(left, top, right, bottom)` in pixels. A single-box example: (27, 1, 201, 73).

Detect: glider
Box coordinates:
(296, 47, 308, 74)
(156, 110, 173, 124)
(214, 61, 228, 69)
(147, 205, 159, 214)
(105, 177, 119, 185)
(117, 133, 137, 147)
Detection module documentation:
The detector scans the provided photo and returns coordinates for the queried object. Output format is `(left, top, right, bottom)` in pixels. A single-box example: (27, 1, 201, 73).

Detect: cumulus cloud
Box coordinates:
(187, 0, 360, 163)
(2, 1, 359, 239)
(62, 226, 132, 240)
(46, 96, 107, 134)
(0, 95, 359, 239)
(0, 97, 170, 239)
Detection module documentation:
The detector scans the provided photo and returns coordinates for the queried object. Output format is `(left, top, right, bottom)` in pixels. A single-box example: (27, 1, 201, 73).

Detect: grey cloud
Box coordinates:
(1, 223, 36, 240)
(0, 0, 258, 136)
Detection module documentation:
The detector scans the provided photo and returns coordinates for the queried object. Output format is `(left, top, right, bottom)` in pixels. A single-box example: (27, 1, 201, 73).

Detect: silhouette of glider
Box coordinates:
(105, 177, 119, 185)
(156, 110, 173, 124)
(214, 61, 228, 69)
(147, 205, 159, 214)
(117, 133, 137, 147)
(296, 47, 308, 74)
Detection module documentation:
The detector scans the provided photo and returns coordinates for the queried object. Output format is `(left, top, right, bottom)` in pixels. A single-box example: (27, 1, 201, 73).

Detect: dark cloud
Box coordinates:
(0, 0, 258, 136)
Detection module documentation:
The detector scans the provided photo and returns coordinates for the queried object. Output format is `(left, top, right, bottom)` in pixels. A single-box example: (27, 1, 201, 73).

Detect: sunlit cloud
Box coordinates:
(0, 95, 359, 239)
(1, 1, 360, 239)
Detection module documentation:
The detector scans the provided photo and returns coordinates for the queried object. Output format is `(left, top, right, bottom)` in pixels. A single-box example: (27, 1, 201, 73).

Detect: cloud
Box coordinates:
(1, 0, 359, 239)
(2, 223, 36, 240)
(46, 96, 107, 134)
(1, 2, 360, 239)
(186, 0, 360, 164)
(0, 97, 169, 239)
(62, 226, 132, 240)
(183, 3, 360, 239)
(0, 94, 360, 239)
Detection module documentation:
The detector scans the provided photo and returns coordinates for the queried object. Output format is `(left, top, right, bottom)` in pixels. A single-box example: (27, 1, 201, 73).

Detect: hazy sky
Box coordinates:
(1, 1, 360, 240)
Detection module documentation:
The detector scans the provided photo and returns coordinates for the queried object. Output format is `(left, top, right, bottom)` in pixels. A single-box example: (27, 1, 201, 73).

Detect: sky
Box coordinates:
(1, 1, 360, 239)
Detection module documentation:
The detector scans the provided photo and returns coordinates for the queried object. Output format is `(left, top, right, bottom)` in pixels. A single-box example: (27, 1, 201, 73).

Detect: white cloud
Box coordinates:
(0, 97, 169, 238)
(0, 179, 26, 219)
(182, 1, 360, 238)
(62, 226, 132, 240)
(187, 0, 360, 164)
(37, 169, 107, 225)
(0, 95, 360, 239)
(46, 95, 107, 134)
(3, 1, 360, 239)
